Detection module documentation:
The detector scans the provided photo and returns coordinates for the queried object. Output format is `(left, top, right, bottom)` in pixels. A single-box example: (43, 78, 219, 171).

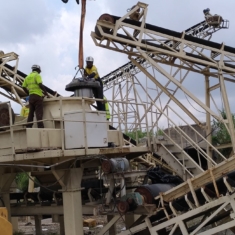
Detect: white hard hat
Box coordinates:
(31, 64, 41, 71)
(86, 56, 94, 62)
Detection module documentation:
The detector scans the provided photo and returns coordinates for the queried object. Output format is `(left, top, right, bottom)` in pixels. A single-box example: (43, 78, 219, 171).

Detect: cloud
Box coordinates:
(1, 0, 235, 123)
(0, 0, 52, 45)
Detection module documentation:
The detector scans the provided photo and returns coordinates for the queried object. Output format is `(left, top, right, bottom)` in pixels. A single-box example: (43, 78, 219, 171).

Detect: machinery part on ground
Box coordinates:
(101, 158, 129, 174)
(65, 78, 100, 98)
(117, 184, 175, 214)
(135, 184, 175, 204)
(147, 167, 184, 185)
(0, 103, 15, 129)
(117, 192, 144, 214)
(0, 208, 12, 235)
(95, 14, 115, 37)
(117, 201, 130, 214)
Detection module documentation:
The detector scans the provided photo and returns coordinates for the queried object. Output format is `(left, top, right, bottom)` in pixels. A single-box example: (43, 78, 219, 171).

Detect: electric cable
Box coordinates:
(12, 158, 78, 194)
(184, 92, 207, 114)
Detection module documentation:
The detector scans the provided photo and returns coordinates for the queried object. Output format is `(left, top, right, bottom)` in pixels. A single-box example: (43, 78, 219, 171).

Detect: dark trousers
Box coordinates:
(93, 78, 105, 111)
(27, 94, 44, 128)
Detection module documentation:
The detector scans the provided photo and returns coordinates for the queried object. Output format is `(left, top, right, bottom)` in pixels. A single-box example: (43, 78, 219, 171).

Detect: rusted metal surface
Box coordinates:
(99, 147, 130, 155)
(136, 184, 175, 204)
(101, 159, 112, 173)
(95, 14, 115, 37)
(78, 0, 86, 69)
(0, 103, 14, 127)
(117, 201, 129, 214)
(101, 158, 129, 173)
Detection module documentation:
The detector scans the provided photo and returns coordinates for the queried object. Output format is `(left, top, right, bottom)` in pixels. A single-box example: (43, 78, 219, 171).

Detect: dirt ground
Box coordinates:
(17, 215, 126, 235)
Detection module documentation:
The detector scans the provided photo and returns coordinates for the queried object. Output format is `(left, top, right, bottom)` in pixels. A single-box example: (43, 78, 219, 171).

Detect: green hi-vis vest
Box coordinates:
(104, 97, 110, 120)
(22, 71, 43, 97)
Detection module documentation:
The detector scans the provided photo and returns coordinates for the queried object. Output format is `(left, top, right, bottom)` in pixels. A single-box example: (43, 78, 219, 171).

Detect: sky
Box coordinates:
(1, 0, 235, 118)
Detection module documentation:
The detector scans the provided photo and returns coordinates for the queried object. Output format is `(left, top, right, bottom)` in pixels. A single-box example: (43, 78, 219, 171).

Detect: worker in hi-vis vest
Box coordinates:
(20, 96, 30, 117)
(104, 96, 110, 121)
(22, 64, 49, 128)
(84, 56, 104, 111)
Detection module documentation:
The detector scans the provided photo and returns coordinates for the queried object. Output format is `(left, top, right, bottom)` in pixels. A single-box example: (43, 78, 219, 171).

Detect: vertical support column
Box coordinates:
(105, 178, 115, 206)
(27, 172, 34, 224)
(11, 217, 18, 233)
(125, 214, 140, 230)
(120, 178, 126, 197)
(1, 193, 11, 221)
(107, 215, 116, 235)
(34, 215, 42, 235)
(119, 83, 127, 132)
(0, 172, 16, 222)
(111, 84, 115, 126)
(59, 215, 65, 235)
(62, 168, 84, 235)
(125, 183, 140, 230)
(131, 77, 142, 132)
(205, 75, 213, 168)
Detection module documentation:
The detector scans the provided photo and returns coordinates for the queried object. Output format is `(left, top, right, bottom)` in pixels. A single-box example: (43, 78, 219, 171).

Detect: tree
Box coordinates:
(212, 110, 235, 158)
(15, 173, 29, 192)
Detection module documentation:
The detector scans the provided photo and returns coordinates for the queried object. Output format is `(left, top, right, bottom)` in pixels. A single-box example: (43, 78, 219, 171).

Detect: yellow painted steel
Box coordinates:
(0, 208, 12, 235)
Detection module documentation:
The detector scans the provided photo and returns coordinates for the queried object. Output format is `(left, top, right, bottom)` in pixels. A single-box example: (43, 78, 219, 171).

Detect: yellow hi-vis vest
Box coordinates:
(104, 97, 110, 120)
(20, 106, 29, 117)
(22, 71, 43, 96)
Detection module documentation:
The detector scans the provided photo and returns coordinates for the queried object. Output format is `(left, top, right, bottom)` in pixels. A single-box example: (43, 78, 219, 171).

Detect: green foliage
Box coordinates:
(125, 130, 149, 140)
(15, 173, 29, 192)
(212, 110, 235, 158)
(156, 128, 164, 136)
(125, 128, 164, 140)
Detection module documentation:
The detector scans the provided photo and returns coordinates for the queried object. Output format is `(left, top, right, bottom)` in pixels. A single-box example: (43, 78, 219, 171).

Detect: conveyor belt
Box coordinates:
(118, 169, 235, 234)
(110, 15, 233, 53)
(1, 63, 61, 97)
(109, 125, 137, 146)
(95, 16, 235, 74)
(101, 17, 226, 87)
